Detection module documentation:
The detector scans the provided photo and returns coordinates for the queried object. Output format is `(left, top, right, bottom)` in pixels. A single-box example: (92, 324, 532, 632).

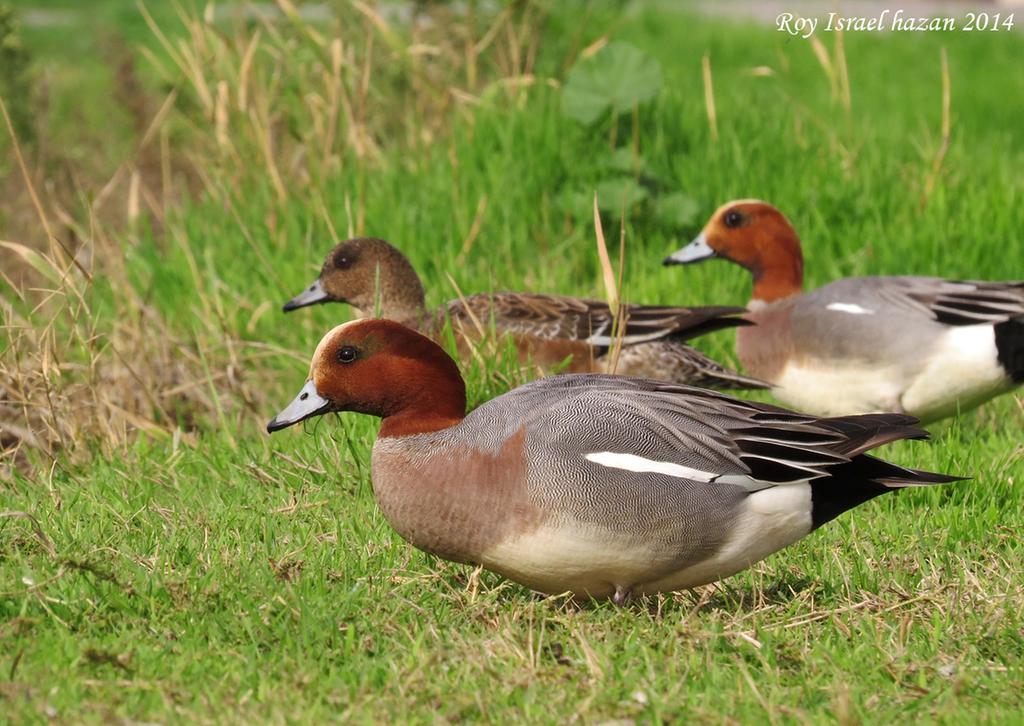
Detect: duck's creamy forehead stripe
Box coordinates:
(584, 451, 717, 482)
(826, 302, 875, 315)
(711, 198, 768, 217)
(309, 322, 358, 374)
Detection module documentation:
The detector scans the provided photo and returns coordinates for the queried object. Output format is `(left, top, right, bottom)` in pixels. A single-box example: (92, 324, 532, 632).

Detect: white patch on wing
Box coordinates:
(584, 451, 716, 482)
(826, 302, 875, 315)
(901, 324, 1011, 422)
(585, 452, 787, 492)
(639, 483, 813, 594)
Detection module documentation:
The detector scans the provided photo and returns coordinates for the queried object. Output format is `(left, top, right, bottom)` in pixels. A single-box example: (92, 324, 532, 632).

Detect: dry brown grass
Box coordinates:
(139, 0, 549, 224)
(0, 1, 555, 478)
(0, 217, 262, 476)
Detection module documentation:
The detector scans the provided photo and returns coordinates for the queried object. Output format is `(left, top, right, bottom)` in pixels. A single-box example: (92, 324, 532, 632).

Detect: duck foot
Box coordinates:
(612, 585, 632, 606)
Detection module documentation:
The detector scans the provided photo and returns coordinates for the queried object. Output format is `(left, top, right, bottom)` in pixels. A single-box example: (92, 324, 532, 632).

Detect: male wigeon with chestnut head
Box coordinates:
(281, 237, 766, 390)
(665, 200, 1024, 423)
(268, 318, 961, 603)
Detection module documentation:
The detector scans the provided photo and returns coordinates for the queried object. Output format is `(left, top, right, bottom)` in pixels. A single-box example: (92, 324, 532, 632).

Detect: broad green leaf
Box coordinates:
(595, 177, 648, 213)
(605, 147, 647, 174)
(557, 189, 592, 219)
(562, 42, 663, 124)
(654, 192, 701, 227)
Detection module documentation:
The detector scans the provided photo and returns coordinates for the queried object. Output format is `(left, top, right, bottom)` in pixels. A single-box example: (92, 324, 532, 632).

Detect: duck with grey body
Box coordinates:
(268, 319, 963, 603)
(665, 200, 1024, 423)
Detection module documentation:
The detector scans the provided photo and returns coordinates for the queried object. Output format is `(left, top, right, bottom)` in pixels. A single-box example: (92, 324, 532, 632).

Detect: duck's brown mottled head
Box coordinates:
(267, 319, 466, 437)
(663, 200, 805, 302)
(282, 238, 427, 324)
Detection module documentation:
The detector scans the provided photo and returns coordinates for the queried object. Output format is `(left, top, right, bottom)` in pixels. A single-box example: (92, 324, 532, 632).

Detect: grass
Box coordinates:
(2, 1, 1023, 722)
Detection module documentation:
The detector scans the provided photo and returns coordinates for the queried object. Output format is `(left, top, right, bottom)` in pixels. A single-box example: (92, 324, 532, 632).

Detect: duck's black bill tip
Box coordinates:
(266, 417, 288, 434)
(663, 252, 716, 266)
(282, 279, 330, 312)
(282, 297, 323, 313)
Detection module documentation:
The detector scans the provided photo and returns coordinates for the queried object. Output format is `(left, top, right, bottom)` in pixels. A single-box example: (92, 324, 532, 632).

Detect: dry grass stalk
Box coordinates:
(922, 47, 952, 206)
(702, 52, 719, 142)
(444, 273, 491, 368)
(809, 34, 836, 95)
(592, 194, 627, 374)
(810, 30, 851, 112)
(457, 194, 489, 262)
(835, 26, 851, 112)
(0, 156, 266, 476)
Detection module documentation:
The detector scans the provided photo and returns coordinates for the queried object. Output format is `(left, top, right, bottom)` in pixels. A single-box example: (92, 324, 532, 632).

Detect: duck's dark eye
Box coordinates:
(723, 210, 745, 228)
(333, 251, 355, 269)
(337, 346, 358, 364)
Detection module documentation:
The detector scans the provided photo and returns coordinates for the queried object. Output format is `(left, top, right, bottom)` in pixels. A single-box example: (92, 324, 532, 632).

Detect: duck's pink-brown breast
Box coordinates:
(737, 303, 797, 382)
(370, 427, 546, 564)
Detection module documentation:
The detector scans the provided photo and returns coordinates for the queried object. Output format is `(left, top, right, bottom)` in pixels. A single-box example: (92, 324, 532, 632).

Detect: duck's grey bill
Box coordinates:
(267, 380, 331, 433)
(663, 232, 717, 266)
(283, 278, 330, 312)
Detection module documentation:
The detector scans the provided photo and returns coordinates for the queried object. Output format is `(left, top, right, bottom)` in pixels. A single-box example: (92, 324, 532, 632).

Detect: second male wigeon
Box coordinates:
(282, 237, 767, 390)
(664, 200, 1024, 423)
(268, 319, 960, 602)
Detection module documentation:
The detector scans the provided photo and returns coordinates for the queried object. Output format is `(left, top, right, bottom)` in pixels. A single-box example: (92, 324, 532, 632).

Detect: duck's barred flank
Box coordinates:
(282, 236, 767, 391)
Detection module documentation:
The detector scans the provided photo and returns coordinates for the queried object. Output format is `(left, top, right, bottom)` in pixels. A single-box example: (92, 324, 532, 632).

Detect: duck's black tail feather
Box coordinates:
(809, 414, 968, 530)
(995, 316, 1024, 383)
(814, 413, 927, 457)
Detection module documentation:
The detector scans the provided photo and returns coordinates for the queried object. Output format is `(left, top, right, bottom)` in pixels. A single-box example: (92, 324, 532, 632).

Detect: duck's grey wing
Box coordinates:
(473, 375, 935, 498)
(787, 276, 1024, 364)
(803, 276, 1024, 322)
(899, 278, 1024, 325)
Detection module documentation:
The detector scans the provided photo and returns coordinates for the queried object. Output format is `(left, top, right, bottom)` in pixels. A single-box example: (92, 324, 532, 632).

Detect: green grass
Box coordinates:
(2, 2, 1024, 722)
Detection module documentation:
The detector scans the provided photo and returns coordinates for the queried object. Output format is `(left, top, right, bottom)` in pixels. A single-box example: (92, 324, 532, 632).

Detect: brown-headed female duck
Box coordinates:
(267, 318, 961, 602)
(664, 200, 1024, 423)
(282, 237, 766, 390)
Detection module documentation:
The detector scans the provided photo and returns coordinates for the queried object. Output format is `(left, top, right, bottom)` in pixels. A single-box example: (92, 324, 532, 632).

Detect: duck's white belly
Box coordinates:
(480, 520, 669, 598)
(771, 360, 906, 416)
(900, 325, 1010, 422)
(479, 484, 814, 598)
(770, 324, 1010, 422)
